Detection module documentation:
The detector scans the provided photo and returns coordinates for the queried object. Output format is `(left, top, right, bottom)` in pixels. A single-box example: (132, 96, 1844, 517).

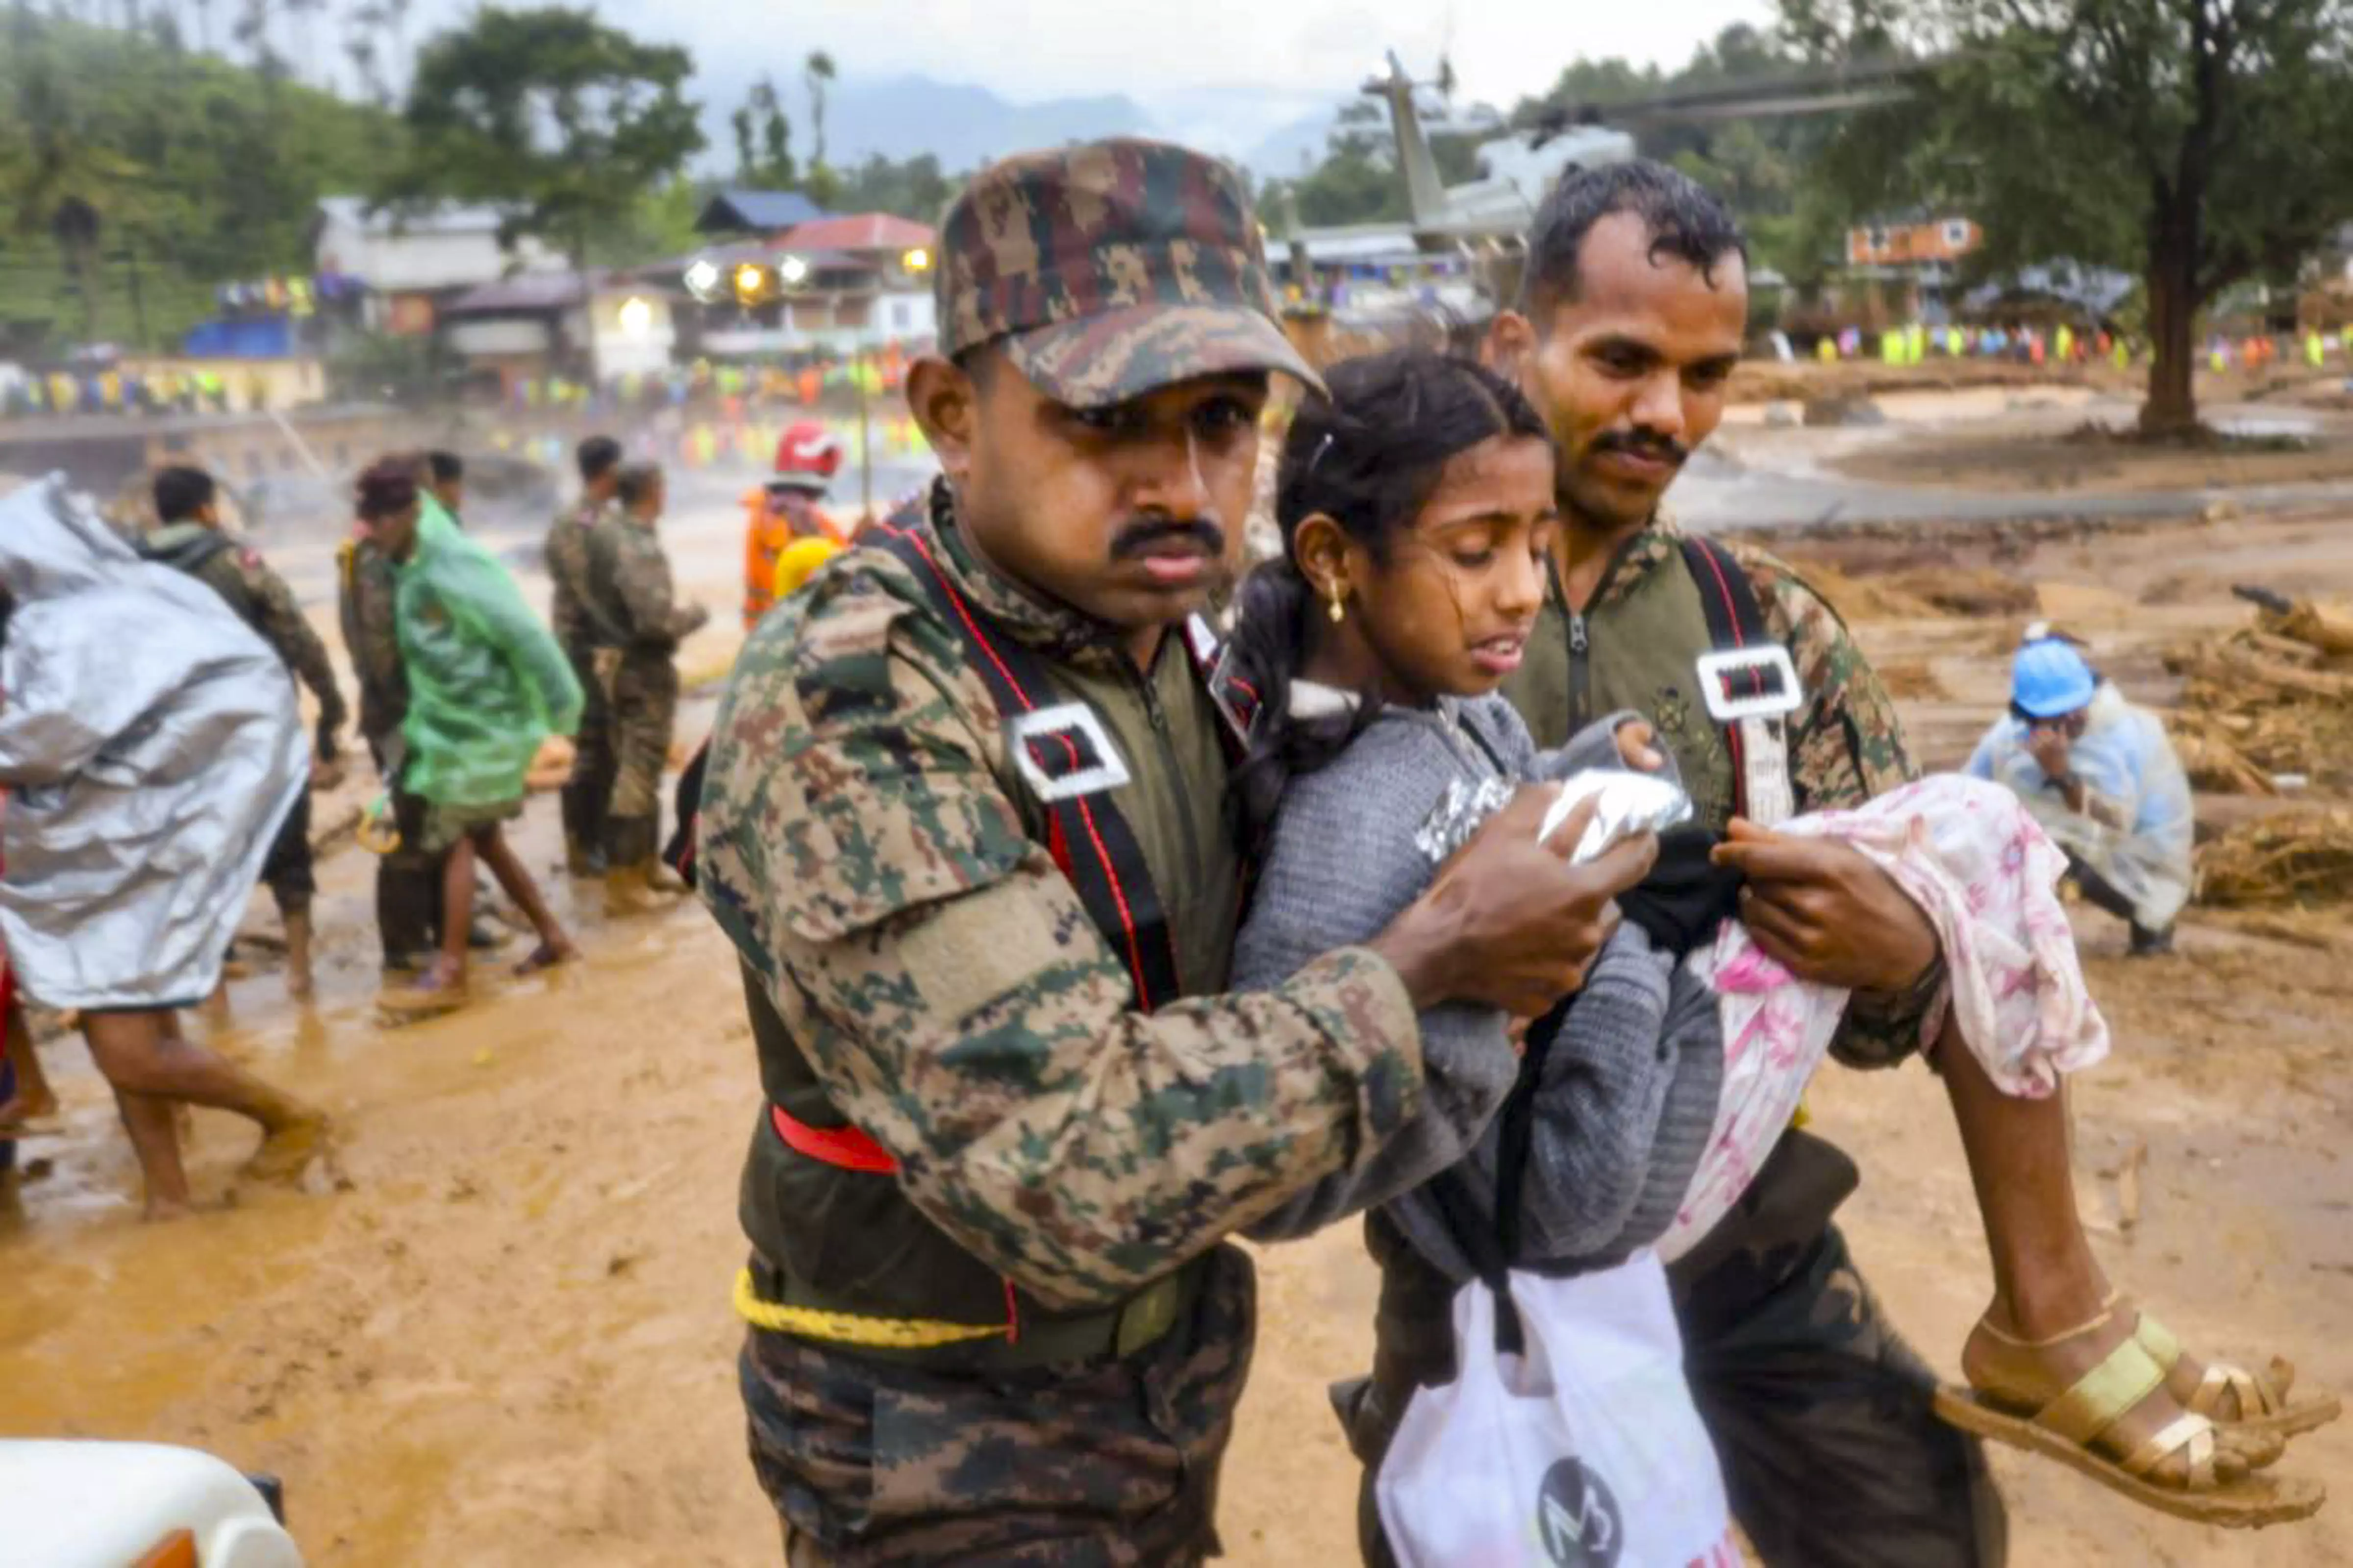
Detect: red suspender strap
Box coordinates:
(770, 1102, 898, 1174)
(1679, 534, 1776, 821)
(873, 522, 1184, 1013)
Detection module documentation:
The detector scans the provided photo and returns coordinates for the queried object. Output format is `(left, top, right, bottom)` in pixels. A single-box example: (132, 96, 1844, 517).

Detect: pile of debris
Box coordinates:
(2163, 592, 2353, 796)
(1801, 562, 2037, 624)
(2198, 810, 2353, 907)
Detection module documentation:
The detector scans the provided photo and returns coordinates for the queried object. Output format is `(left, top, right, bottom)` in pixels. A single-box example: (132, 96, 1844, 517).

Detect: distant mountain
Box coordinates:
(1246, 110, 1343, 178)
(825, 75, 1151, 169)
(690, 65, 1487, 185)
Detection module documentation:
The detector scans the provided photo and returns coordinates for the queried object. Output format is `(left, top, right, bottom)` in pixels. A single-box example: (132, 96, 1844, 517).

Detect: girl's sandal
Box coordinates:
(1934, 1308, 2324, 1527)
(2132, 1308, 2342, 1445)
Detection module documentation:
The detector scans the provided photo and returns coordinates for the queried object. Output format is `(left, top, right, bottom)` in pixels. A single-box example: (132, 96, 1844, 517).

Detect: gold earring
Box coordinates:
(1327, 583, 1346, 623)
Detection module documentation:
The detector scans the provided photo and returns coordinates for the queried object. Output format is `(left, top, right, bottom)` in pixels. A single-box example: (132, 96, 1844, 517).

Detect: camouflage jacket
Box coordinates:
(336, 531, 405, 751)
(142, 521, 348, 754)
(1506, 514, 1942, 1068)
(582, 514, 705, 656)
(543, 496, 604, 652)
(696, 481, 1426, 1311)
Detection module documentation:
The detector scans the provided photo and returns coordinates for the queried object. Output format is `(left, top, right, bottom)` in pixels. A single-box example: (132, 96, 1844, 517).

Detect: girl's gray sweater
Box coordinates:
(1233, 692, 1724, 1283)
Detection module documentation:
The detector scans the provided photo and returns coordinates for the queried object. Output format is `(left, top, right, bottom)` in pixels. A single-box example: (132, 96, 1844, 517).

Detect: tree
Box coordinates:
(387, 6, 702, 373)
(832, 150, 954, 222)
(730, 75, 794, 189)
(1788, 0, 2353, 434)
(0, 7, 400, 351)
(801, 49, 838, 206)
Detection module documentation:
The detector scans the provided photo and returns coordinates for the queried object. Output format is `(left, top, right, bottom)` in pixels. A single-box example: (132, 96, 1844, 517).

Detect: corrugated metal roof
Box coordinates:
(698, 190, 831, 233)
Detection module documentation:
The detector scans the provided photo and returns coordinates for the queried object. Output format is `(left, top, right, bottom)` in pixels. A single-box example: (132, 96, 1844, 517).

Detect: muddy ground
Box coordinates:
(2, 427, 2349, 1565)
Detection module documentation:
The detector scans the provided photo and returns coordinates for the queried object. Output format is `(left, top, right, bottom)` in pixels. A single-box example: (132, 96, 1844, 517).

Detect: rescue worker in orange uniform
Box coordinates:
(739, 421, 845, 630)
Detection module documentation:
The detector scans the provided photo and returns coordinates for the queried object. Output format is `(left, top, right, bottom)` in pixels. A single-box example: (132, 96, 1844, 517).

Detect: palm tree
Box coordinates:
(803, 50, 835, 172)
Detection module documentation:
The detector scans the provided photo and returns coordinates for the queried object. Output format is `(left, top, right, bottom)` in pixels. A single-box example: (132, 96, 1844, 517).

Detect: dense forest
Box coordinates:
(0, 8, 400, 352)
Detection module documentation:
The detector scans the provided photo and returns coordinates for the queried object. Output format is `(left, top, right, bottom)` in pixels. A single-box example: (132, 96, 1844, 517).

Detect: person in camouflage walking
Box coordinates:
(580, 461, 707, 912)
(693, 137, 1652, 1565)
(547, 436, 623, 876)
(1483, 161, 2001, 1566)
(140, 466, 346, 1000)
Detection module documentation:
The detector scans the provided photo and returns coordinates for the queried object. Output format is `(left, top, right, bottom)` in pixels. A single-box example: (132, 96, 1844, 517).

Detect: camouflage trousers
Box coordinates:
(606, 654, 679, 824)
(561, 643, 615, 854)
(741, 1246, 1253, 1566)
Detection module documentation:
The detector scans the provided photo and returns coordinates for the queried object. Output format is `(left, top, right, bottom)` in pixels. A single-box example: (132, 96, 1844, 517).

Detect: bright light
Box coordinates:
(902, 247, 931, 273)
(683, 256, 721, 300)
(778, 255, 810, 286)
(617, 296, 652, 336)
(734, 262, 768, 302)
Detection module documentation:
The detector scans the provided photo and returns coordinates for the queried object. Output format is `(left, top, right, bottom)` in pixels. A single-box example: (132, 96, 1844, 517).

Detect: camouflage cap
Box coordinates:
(936, 137, 1323, 408)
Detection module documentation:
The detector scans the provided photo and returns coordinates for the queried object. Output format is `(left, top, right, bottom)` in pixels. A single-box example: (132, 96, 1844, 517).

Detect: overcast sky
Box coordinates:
(643, 0, 1781, 103)
(389, 0, 1781, 117)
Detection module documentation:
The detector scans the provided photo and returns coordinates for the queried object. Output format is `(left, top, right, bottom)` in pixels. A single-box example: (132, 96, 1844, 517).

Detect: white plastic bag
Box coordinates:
(1376, 1253, 1736, 1568)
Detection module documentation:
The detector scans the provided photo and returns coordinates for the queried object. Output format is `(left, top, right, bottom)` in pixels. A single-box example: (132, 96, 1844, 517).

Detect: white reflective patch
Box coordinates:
(1008, 702, 1132, 802)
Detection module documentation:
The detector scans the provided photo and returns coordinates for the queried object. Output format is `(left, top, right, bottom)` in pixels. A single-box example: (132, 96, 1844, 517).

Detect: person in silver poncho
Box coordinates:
(0, 476, 328, 1217)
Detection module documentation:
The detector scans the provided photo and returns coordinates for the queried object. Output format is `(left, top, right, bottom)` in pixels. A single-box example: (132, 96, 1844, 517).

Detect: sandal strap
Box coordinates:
(2038, 1334, 2169, 1448)
(2119, 1412, 2216, 1488)
(2193, 1361, 2275, 1419)
(1974, 1288, 2126, 1351)
(2134, 1311, 2183, 1371)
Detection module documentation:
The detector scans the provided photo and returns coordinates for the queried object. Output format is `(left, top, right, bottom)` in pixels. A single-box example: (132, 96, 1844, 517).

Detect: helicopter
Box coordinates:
(1271, 48, 1920, 331)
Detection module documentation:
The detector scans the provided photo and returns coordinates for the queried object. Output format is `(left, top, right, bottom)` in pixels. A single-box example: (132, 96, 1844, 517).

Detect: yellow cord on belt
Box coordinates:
(732, 1268, 1007, 1349)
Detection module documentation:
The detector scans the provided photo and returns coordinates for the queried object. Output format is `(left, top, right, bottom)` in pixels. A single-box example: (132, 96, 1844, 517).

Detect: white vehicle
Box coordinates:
(0, 1441, 301, 1567)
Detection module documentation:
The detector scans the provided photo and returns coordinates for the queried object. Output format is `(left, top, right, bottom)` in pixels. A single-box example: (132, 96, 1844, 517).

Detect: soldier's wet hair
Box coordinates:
(1221, 348, 1550, 844)
(577, 436, 623, 484)
(614, 462, 664, 511)
(153, 465, 216, 523)
(355, 459, 418, 520)
(1519, 160, 1746, 320)
(427, 450, 464, 484)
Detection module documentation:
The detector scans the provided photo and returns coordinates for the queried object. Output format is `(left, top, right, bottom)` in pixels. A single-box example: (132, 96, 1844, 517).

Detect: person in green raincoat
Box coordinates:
(361, 461, 585, 1018)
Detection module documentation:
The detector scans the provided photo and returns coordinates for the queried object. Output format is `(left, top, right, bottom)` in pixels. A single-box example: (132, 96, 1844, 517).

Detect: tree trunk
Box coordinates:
(2139, 196, 2202, 438)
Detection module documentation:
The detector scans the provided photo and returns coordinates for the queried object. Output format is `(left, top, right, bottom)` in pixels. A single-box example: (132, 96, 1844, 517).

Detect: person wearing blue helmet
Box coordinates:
(1967, 636, 2193, 955)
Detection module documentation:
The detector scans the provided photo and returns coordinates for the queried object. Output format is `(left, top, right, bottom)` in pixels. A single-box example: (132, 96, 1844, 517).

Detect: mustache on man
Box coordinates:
(1592, 428, 1691, 469)
(1108, 515, 1227, 563)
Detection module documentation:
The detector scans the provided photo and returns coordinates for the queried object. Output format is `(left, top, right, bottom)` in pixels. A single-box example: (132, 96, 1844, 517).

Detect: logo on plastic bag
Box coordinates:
(1536, 1458, 1623, 1567)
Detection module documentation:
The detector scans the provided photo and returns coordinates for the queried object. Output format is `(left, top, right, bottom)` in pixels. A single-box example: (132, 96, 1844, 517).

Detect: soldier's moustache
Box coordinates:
(1593, 429, 1690, 468)
(1108, 516, 1226, 563)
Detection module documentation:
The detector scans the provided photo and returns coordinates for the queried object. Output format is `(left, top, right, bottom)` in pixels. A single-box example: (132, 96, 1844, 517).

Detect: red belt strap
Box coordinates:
(770, 1102, 898, 1174)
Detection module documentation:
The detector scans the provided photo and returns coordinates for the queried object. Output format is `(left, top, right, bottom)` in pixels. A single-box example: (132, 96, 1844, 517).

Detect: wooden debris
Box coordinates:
(2197, 810, 2353, 907)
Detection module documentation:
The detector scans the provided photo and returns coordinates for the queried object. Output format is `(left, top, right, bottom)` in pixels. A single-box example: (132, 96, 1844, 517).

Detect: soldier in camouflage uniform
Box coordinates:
(579, 461, 707, 910)
(695, 138, 1648, 1565)
(547, 436, 624, 876)
(1480, 163, 2005, 1568)
(141, 466, 347, 1000)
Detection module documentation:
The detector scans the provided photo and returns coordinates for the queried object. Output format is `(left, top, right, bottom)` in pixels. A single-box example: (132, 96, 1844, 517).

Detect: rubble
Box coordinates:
(2162, 597, 2353, 795)
(2197, 810, 2353, 907)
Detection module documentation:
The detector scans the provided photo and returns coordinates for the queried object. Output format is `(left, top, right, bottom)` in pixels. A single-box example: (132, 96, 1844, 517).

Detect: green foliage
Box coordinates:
(386, 6, 704, 266)
(830, 153, 957, 224)
(585, 176, 703, 267)
(0, 6, 400, 352)
(731, 76, 796, 190)
(1790, 0, 2353, 428)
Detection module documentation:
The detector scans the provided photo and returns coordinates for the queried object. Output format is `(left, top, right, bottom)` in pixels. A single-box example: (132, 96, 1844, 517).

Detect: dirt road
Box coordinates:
(2, 488, 2347, 1565)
